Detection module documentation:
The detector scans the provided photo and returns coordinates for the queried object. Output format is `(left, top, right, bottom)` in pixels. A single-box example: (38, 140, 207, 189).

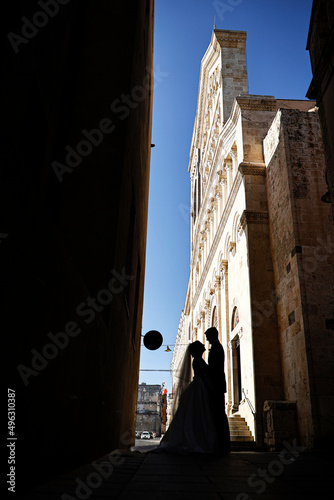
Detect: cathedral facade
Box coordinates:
(171, 29, 334, 450)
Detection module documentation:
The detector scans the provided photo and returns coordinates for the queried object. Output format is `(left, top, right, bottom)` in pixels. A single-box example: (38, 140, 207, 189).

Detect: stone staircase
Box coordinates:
(228, 413, 256, 450)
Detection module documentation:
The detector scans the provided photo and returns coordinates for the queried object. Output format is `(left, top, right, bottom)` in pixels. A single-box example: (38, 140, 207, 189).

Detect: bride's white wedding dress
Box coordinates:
(157, 357, 219, 454)
(131, 342, 230, 455)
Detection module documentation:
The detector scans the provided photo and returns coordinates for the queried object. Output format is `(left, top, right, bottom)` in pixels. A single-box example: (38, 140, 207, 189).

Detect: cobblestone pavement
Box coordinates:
(18, 447, 332, 500)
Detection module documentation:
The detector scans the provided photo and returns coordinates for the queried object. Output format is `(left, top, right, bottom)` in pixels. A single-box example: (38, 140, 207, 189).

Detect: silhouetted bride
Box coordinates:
(157, 340, 221, 454)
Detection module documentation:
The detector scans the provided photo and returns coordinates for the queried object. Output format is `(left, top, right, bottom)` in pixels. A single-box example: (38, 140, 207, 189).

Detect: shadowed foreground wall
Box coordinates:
(2, 0, 154, 493)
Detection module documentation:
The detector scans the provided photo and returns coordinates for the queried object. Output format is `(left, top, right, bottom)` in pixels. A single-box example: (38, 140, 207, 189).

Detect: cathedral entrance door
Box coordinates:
(231, 335, 242, 413)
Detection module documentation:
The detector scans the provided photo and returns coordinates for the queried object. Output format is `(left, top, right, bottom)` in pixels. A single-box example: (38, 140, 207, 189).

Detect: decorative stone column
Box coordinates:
(200, 310, 206, 344)
(231, 143, 238, 176)
(201, 229, 207, 261)
(214, 275, 222, 342)
(196, 317, 202, 348)
(220, 178, 227, 215)
(199, 243, 203, 275)
(205, 299, 210, 326)
(221, 259, 232, 415)
(212, 203, 217, 234)
(215, 189, 222, 225)
(205, 217, 211, 253)
(225, 158, 233, 193)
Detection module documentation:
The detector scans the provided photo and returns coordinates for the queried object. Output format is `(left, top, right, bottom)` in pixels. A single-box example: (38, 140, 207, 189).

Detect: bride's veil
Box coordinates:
(171, 344, 192, 418)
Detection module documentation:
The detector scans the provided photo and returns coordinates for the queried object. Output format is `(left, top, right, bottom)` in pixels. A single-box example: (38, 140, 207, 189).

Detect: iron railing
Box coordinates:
(242, 388, 256, 417)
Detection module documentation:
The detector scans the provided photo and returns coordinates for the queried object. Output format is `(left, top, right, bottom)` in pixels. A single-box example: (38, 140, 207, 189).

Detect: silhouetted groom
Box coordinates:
(205, 326, 231, 454)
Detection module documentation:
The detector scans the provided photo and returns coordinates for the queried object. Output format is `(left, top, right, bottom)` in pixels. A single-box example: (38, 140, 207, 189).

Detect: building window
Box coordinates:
(212, 306, 218, 328)
(193, 149, 201, 224)
(232, 306, 239, 330)
(197, 166, 201, 213)
(193, 180, 197, 222)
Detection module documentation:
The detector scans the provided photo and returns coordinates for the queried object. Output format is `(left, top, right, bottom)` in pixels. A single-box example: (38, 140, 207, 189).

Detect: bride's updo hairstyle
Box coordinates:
(171, 341, 206, 418)
(189, 341, 205, 358)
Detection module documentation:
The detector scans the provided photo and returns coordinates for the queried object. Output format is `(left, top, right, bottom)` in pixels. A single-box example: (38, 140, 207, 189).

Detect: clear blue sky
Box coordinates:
(139, 0, 314, 393)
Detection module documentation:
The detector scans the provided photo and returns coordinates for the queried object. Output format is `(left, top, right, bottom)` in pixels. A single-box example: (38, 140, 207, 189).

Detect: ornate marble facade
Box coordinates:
(171, 29, 334, 450)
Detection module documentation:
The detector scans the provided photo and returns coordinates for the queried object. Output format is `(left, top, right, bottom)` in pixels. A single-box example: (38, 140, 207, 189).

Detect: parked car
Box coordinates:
(135, 431, 141, 439)
(141, 431, 150, 440)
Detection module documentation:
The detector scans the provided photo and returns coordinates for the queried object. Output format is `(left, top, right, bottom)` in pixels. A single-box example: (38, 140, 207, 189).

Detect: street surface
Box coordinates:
(134, 437, 162, 448)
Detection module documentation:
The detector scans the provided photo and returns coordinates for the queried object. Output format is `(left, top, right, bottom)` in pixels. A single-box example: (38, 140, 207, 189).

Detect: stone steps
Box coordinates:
(228, 413, 254, 443)
(230, 429, 252, 437)
(229, 422, 248, 430)
(229, 414, 246, 422)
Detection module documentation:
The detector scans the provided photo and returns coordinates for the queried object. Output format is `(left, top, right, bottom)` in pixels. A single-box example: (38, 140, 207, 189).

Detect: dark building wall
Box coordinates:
(265, 109, 334, 448)
(2, 0, 154, 493)
(306, 0, 334, 447)
(307, 0, 334, 212)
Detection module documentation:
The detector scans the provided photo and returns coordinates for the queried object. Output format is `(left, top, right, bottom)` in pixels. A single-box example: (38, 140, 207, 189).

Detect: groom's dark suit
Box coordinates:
(207, 339, 230, 453)
(208, 339, 226, 394)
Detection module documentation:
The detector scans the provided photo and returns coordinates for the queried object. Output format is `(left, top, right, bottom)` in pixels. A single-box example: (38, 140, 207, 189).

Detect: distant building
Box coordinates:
(166, 392, 174, 431)
(161, 382, 168, 433)
(136, 383, 162, 436)
(173, 28, 334, 451)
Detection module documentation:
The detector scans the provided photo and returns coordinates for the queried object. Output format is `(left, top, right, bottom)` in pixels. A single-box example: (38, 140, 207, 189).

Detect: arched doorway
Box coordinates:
(231, 307, 242, 413)
(231, 335, 242, 412)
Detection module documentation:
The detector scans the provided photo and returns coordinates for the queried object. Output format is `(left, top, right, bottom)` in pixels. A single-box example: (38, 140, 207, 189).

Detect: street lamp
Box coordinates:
(142, 330, 163, 350)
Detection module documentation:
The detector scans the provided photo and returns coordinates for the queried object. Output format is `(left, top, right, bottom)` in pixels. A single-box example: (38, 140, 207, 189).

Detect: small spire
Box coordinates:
(213, 14, 216, 30)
